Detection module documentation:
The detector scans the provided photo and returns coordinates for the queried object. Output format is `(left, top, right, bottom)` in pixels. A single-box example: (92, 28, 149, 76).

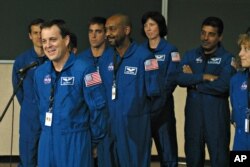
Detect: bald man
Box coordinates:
(98, 14, 162, 167)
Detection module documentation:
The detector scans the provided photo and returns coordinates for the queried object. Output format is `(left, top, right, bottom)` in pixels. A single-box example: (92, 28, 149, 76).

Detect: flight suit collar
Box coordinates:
(197, 44, 225, 59)
(47, 52, 76, 75)
(116, 40, 137, 59)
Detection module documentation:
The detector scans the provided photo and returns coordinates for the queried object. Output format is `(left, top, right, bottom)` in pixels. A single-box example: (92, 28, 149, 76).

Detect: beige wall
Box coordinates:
(151, 85, 235, 159)
(0, 63, 235, 159)
(0, 63, 19, 155)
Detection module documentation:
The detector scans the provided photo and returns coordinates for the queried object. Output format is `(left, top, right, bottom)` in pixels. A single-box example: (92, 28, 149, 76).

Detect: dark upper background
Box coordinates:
(0, 0, 249, 60)
(168, 0, 250, 57)
(0, 0, 161, 60)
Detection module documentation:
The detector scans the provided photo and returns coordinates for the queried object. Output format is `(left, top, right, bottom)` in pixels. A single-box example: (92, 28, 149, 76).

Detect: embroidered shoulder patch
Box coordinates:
(144, 59, 159, 71)
(84, 72, 102, 87)
(171, 52, 181, 62)
(231, 57, 237, 69)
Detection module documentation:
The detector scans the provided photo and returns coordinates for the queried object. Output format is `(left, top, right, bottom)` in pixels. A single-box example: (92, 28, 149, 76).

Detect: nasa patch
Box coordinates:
(241, 81, 247, 90)
(44, 75, 51, 84)
(108, 62, 114, 71)
(196, 57, 203, 63)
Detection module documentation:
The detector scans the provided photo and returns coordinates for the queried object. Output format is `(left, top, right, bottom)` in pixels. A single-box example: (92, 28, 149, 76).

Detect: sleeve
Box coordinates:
(176, 52, 204, 87)
(229, 76, 236, 124)
(83, 65, 108, 144)
(196, 55, 236, 96)
(165, 48, 180, 96)
(12, 59, 23, 104)
(144, 57, 161, 97)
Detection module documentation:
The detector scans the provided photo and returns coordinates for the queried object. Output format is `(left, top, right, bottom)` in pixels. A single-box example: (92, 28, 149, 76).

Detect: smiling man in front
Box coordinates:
(33, 20, 108, 167)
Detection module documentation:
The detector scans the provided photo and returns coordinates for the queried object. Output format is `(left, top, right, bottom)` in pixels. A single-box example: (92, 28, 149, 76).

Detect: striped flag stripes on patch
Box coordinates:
(144, 59, 159, 71)
(84, 71, 102, 87)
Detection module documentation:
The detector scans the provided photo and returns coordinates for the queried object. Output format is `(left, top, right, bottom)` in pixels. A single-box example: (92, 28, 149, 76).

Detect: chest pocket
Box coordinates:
(118, 66, 138, 88)
(205, 57, 223, 74)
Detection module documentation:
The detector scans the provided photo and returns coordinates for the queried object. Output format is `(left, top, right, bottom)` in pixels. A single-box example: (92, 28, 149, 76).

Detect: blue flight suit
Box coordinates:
(142, 39, 179, 167)
(77, 47, 113, 166)
(12, 48, 47, 167)
(33, 53, 107, 167)
(230, 70, 250, 150)
(77, 47, 113, 75)
(176, 45, 236, 167)
(98, 41, 161, 167)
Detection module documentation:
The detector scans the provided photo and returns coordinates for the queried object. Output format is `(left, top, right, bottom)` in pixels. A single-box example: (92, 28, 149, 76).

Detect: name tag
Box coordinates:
(112, 82, 116, 100)
(245, 118, 249, 133)
(45, 112, 53, 127)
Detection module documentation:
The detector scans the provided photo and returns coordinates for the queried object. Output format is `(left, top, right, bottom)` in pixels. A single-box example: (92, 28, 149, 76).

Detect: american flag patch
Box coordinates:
(231, 57, 236, 69)
(84, 72, 102, 87)
(144, 59, 159, 71)
(171, 52, 181, 62)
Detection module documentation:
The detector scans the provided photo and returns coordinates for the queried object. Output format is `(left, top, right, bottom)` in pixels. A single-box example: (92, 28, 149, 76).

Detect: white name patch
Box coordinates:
(61, 77, 75, 85)
(208, 58, 221, 64)
(155, 54, 165, 61)
(124, 66, 137, 75)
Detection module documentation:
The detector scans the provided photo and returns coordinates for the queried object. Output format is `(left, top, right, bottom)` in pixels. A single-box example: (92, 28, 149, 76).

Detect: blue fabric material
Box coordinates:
(230, 70, 250, 150)
(142, 38, 179, 167)
(177, 45, 236, 167)
(34, 53, 108, 167)
(12, 48, 47, 167)
(98, 41, 161, 167)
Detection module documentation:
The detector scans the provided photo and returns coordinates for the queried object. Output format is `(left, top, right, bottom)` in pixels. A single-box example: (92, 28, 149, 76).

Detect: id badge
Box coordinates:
(245, 118, 249, 133)
(45, 112, 53, 127)
(112, 82, 116, 100)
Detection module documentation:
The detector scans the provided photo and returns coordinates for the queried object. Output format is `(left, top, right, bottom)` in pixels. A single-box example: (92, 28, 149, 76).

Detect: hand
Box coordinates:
(203, 74, 218, 82)
(92, 147, 97, 158)
(182, 65, 193, 74)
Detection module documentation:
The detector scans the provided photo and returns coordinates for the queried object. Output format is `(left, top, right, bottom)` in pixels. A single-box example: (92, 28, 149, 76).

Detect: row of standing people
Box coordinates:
(12, 11, 249, 167)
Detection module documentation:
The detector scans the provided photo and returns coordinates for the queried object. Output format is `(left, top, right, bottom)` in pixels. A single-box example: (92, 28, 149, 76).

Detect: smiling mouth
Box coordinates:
(108, 38, 115, 41)
(47, 48, 56, 54)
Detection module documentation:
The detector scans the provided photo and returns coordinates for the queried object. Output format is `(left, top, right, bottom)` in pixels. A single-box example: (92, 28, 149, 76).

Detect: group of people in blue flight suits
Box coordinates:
(11, 10, 250, 167)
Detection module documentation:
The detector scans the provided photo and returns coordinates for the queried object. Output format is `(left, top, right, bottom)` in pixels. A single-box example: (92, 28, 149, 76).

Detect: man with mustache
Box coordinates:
(177, 16, 236, 167)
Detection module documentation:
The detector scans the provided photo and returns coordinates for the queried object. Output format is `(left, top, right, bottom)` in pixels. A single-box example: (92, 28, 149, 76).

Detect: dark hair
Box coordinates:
(141, 11, 167, 38)
(40, 19, 70, 38)
(88, 16, 106, 27)
(28, 18, 45, 33)
(201, 16, 224, 36)
(69, 33, 77, 49)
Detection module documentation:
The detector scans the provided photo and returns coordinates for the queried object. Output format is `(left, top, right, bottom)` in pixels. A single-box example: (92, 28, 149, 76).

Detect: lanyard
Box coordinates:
(94, 57, 99, 67)
(112, 50, 123, 100)
(245, 71, 250, 132)
(44, 72, 60, 127)
(48, 80, 55, 113)
(247, 71, 250, 118)
(113, 50, 123, 80)
(48, 72, 60, 113)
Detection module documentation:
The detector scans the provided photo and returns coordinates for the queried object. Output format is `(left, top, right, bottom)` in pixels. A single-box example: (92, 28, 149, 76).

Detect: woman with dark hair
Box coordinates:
(141, 11, 180, 167)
